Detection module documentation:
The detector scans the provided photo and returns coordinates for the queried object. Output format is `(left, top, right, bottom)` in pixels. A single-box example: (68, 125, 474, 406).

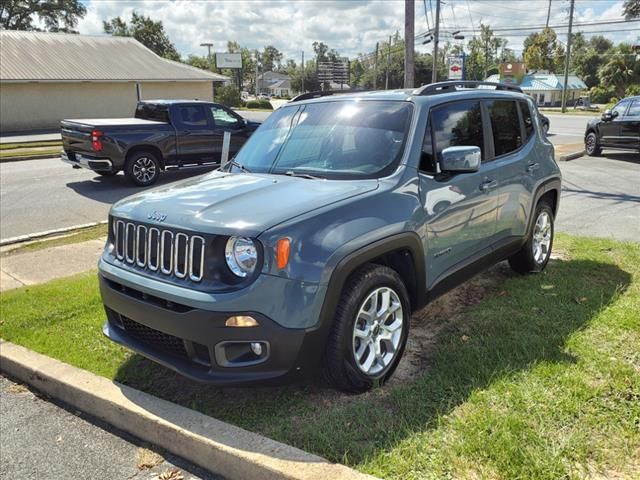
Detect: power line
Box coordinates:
(452, 18, 638, 34)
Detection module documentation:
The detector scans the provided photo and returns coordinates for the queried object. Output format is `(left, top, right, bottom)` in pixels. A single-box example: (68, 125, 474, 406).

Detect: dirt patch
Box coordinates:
(136, 447, 164, 470)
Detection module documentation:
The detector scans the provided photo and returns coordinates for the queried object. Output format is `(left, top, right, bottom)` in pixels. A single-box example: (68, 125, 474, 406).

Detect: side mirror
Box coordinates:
(440, 146, 481, 173)
(602, 109, 614, 121)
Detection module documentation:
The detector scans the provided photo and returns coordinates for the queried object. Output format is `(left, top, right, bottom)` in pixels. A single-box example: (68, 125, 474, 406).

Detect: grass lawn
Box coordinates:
(0, 141, 62, 151)
(1, 234, 638, 479)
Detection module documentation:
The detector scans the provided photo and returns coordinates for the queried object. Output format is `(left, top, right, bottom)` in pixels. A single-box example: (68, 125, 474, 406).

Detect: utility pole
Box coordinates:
(404, 0, 415, 88)
(561, 0, 575, 113)
(301, 51, 305, 93)
(254, 52, 259, 96)
(431, 0, 441, 83)
(373, 42, 379, 89)
(200, 42, 214, 100)
(385, 35, 391, 89)
(545, 0, 552, 28)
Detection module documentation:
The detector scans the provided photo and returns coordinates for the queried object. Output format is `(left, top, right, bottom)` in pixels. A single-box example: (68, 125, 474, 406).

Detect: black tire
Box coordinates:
(125, 151, 161, 187)
(542, 122, 549, 135)
(324, 264, 410, 393)
(585, 132, 602, 157)
(509, 201, 554, 274)
(96, 170, 118, 177)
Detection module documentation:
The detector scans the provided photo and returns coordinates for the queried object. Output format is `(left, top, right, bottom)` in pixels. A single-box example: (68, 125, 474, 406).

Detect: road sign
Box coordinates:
(447, 56, 464, 80)
(216, 53, 242, 69)
(317, 58, 350, 83)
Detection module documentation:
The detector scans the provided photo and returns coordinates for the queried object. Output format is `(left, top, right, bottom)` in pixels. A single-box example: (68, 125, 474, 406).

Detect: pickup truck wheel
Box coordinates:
(125, 152, 160, 186)
(325, 264, 410, 393)
(509, 201, 554, 274)
(585, 132, 602, 156)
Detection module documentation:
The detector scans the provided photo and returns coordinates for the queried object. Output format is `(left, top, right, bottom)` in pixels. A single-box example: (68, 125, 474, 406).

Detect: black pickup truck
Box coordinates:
(61, 100, 260, 186)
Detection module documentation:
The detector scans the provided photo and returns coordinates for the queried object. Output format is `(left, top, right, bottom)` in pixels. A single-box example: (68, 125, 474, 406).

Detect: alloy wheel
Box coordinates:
(132, 157, 157, 184)
(352, 286, 404, 376)
(532, 211, 552, 264)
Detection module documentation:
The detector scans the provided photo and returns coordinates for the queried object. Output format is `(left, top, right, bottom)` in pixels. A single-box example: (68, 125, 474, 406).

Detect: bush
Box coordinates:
(215, 85, 242, 108)
(245, 99, 273, 110)
(589, 85, 615, 104)
(625, 84, 640, 97)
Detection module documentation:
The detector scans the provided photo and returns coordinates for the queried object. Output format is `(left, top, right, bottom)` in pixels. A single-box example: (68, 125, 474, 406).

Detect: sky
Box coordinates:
(77, 0, 640, 61)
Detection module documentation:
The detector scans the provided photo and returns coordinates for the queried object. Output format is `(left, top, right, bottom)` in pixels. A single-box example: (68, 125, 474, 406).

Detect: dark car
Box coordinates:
(585, 96, 640, 156)
(99, 82, 561, 392)
(539, 112, 550, 135)
(61, 100, 260, 186)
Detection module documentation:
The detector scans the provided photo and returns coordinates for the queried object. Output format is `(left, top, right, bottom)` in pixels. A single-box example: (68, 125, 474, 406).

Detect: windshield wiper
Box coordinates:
(225, 160, 251, 173)
(282, 170, 323, 180)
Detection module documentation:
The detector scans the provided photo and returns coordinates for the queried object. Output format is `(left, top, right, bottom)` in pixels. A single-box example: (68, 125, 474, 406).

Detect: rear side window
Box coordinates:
(177, 105, 208, 127)
(135, 103, 169, 123)
(431, 100, 484, 161)
(519, 100, 535, 140)
(486, 100, 522, 157)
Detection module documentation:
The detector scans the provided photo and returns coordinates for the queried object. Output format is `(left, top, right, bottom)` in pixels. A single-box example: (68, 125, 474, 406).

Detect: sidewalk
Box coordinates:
(0, 238, 105, 292)
(0, 131, 61, 144)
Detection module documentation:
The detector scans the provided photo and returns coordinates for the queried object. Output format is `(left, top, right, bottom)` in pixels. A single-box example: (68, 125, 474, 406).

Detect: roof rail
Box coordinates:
(289, 90, 360, 102)
(414, 81, 522, 96)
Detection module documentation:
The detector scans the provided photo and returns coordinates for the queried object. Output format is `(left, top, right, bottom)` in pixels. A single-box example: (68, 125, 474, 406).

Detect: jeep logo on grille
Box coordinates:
(147, 211, 167, 222)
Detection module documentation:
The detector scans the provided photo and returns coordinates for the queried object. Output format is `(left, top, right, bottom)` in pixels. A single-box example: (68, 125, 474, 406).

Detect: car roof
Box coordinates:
(139, 99, 215, 105)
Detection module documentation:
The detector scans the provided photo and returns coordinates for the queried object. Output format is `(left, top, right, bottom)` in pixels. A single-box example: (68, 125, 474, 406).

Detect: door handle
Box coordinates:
(527, 162, 540, 173)
(479, 179, 498, 192)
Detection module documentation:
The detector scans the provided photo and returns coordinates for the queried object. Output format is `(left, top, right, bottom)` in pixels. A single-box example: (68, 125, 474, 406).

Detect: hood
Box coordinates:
(111, 171, 378, 236)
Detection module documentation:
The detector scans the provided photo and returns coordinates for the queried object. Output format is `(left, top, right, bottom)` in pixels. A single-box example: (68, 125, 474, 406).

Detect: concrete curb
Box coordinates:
(0, 221, 108, 247)
(558, 150, 585, 162)
(0, 153, 60, 163)
(0, 341, 377, 480)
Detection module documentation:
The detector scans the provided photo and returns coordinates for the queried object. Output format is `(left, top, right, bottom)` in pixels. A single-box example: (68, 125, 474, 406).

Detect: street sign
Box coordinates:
(317, 58, 350, 84)
(447, 56, 464, 80)
(216, 53, 242, 69)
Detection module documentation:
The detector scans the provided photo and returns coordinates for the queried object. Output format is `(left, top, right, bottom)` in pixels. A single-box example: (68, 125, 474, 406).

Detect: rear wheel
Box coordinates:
(125, 151, 160, 186)
(324, 264, 410, 393)
(585, 132, 602, 156)
(509, 201, 554, 274)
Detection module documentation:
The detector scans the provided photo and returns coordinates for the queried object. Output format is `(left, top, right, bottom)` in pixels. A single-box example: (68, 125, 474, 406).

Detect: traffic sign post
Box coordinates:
(447, 55, 465, 81)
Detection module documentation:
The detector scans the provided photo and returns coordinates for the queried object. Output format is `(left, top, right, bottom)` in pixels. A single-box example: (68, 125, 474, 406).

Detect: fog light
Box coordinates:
(225, 315, 259, 327)
(250, 342, 263, 356)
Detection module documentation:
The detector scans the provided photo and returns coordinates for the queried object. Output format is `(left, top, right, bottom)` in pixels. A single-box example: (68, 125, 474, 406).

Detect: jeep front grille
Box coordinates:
(114, 220, 205, 282)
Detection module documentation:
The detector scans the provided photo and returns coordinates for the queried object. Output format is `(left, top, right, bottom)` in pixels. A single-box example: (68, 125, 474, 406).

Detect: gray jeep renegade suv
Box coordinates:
(100, 81, 561, 392)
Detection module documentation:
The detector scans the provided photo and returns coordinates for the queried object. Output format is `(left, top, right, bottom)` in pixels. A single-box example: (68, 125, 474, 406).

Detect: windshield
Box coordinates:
(231, 100, 413, 179)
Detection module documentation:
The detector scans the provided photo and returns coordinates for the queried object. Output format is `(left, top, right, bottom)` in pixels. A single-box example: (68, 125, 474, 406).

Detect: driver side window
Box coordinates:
(612, 100, 630, 118)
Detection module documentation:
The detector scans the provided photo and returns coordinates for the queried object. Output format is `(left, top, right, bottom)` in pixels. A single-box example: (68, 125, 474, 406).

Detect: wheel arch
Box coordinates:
(126, 145, 165, 169)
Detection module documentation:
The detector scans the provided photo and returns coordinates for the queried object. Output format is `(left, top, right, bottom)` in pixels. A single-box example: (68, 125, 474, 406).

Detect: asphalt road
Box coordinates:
(0, 375, 221, 480)
(544, 113, 592, 146)
(1, 113, 636, 242)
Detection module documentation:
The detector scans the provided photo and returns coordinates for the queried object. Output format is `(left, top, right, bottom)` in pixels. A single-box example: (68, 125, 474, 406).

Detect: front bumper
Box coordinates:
(61, 151, 113, 172)
(100, 273, 321, 385)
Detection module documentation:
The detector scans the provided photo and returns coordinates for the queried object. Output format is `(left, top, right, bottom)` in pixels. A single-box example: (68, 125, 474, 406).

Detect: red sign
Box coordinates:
(450, 66, 461, 72)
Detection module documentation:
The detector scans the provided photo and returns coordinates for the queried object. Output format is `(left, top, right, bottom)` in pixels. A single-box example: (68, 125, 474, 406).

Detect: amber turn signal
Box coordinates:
(225, 316, 259, 327)
(276, 238, 290, 269)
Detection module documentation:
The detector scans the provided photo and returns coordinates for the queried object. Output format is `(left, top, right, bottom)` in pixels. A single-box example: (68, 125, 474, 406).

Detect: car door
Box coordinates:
(620, 99, 640, 149)
(174, 104, 217, 163)
(482, 97, 531, 242)
(418, 99, 499, 288)
(600, 99, 631, 148)
(209, 105, 250, 158)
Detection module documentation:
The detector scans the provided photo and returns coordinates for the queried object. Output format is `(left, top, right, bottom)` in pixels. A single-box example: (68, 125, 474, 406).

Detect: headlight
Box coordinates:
(225, 236, 258, 277)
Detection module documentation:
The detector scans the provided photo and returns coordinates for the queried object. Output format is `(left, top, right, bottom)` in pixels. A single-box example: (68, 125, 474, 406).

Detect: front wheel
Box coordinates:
(125, 151, 161, 187)
(324, 264, 410, 393)
(585, 132, 602, 157)
(509, 201, 554, 274)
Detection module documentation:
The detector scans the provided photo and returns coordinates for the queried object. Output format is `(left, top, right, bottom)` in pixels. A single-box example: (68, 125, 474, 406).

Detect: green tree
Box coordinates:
(0, 0, 86, 32)
(185, 54, 210, 70)
(464, 24, 504, 80)
(623, 0, 640, 19)
(260, 45, 283, 72)
(589, 35, 613, 54)
(103, 12, 180, 61)
(523, 27, 563, 72)
(598, 55, 636, 97)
